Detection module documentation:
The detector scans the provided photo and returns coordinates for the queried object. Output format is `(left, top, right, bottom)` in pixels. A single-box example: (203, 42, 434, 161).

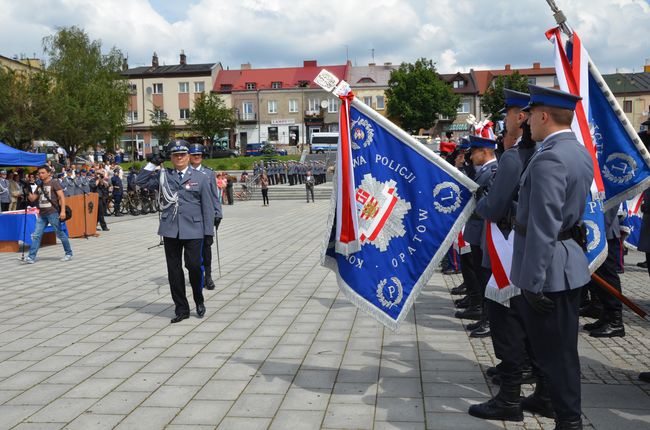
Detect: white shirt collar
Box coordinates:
(177, 166, 190, 176)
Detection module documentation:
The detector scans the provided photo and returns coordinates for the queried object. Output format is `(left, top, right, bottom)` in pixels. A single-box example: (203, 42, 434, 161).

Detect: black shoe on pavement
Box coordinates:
(554, 419, 582, 430)
(486, 366, 499, 378)
(468, 384, 523, 422)
(639, 372, 650, 383)
(589, 321, 625, 338)
(197, 304, 206, 318)
(467, 320, 483, 331)
(637, 261, 648, 269)
(454, 295, 471, 309)
(455, 306, 483, 320)
(451, 284, 467, 295)
(521, 393, 556, 419)
(469, 321, 490, 338)
(171, 314, 189, 323)
(443, 268, 461, 275)
(205, 276, 216, 290)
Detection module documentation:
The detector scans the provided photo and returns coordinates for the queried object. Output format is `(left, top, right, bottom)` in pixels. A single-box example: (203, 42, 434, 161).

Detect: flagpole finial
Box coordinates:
(545, 0, 572, 35)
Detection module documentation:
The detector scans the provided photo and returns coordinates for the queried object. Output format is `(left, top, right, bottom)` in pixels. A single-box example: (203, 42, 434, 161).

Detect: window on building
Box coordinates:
(553, 76, 559, 87)
(328, 98, 339, 113)
(219, 84, 232, 92)
(153, 109, 166, 120)
(178, 82, 189, 93)
(308, 98, 320, 112)
(376, 95, 385, 110)
(289, 99, 298, 113)
(242, 101, 254, 120)
(624, 100, 633, 113)
(127, 111, 138, 122)
(453, 80, 465, 89)
(152, 83, 163, 94)
(180, 109, 190, 120)
(195, 81, 205, 93)
(363, 96, 372, 106)
(527, 77, 537, 85)
(268, 127, 279, 141)
(457, 97, 471, 114)
(271, 81, 282, 89)
(245, 82, 256, 90)
(128, 84, 137, 94)
(268, 100, 278, 114)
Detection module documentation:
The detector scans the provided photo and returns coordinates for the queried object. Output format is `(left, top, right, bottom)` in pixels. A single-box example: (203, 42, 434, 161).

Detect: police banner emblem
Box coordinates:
(316, 71, 478, 330)
(622, 193, 644, 250)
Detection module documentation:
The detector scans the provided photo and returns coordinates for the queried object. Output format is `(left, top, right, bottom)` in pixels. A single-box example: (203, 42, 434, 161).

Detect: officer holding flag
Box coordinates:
(510, 85, 593, 430)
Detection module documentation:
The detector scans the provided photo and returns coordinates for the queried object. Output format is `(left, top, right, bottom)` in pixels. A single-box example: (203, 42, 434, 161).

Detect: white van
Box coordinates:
(310, 132, 339, 153)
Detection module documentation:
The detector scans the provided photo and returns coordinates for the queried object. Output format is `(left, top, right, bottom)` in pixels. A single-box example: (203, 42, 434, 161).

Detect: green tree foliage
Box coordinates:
(42, 26, 129, 160)
(186, 93, 236, 157)
(150, 107, 175, 150)
(480, 71, 530, 122)
(386, 58, 460, 134)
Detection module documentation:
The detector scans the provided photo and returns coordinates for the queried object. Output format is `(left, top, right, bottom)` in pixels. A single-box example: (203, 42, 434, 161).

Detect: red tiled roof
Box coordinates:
(213, 61, 349, 92)
(471, 65, 556, 95)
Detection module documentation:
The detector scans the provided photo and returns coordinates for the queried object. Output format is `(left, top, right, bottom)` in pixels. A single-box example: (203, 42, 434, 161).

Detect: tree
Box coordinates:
(186, 93, 236, 157)
(150, 107, 175, 151)
(385, 58, 460, 134)
(42, 26, 129, 160)
(480, 71, 529, 122)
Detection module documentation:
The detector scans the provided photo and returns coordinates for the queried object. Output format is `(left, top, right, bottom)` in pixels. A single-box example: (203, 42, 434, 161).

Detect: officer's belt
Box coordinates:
(513, 222, 574, 241)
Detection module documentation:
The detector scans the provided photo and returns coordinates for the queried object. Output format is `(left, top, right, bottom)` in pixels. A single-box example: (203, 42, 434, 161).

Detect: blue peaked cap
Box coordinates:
(458, 137, 471, 150)
(468, 135, 496, 149)
(522, 84, 581, 112)
(499, 89, 530, 113)
(168, 139, 190, 154)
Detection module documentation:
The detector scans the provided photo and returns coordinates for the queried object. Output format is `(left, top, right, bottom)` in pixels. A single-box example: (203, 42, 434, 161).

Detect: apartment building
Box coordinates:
(602, 67, 650, 132)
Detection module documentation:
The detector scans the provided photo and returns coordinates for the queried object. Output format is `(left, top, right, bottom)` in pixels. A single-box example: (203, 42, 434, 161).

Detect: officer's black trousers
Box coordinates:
(486, 296, 530, 385)
(97, 198, 107, 229)
(460, 251, 479, 304)
(588, 238, 622, 313)
(512, 287, 582, 422)
(467, 245, 490, 307)
(113, 193, 122, 214)
(163, 236, 205, 316)
(203, 235, 213, 278)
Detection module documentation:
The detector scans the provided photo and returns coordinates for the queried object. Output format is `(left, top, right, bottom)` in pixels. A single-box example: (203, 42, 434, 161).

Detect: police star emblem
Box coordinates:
(355, 174, 411, 252)
(350, 117, 374, 150)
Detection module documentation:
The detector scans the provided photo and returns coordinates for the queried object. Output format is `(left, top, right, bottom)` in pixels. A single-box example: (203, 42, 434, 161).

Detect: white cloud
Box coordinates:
(0, 0, 647, 73)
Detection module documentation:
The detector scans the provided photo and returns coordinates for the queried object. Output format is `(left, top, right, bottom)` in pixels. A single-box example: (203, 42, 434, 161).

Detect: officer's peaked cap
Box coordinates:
(468, 135, 496, 149)
(188, 143, 205, 154)
(168, 139, 190, 154)
(522, 84, 581, 112)
(499, 89, 530, 113)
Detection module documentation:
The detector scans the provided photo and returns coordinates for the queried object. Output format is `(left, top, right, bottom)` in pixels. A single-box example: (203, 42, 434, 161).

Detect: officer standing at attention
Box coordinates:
(137, 141, 214, 323)
(510, 85, 593, 430)
(455, 134, 498, 329)
(188, 143, 223, 290)
(469, 89, 551, 422)
(63, 169, 76, 197)
(111, 169, 124, 216)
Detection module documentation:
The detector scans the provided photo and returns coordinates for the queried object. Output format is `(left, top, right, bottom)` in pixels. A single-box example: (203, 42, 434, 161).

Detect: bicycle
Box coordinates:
(234, 184, 252, 201)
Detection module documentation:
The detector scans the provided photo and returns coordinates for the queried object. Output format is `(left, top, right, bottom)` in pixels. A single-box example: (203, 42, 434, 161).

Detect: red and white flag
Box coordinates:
(484, 222, 520, 305)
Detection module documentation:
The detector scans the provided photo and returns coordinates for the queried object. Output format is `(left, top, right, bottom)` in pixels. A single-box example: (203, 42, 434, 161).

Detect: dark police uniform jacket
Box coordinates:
(463, 158, 498, 246)
(511, 131, 593, 293)
(136, 166, 214, 240)
(638, 188, 650, 253)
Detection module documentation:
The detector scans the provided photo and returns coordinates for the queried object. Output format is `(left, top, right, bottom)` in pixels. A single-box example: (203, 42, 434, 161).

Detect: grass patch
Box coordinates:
(120, 155, 300, 172)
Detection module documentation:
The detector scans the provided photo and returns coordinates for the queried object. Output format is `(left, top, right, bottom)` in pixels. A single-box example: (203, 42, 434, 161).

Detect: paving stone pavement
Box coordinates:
(0, 198, 649, 430)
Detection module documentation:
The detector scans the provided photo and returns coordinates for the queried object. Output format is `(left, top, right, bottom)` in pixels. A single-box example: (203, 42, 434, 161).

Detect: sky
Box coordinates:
(1, 0, 649, 74)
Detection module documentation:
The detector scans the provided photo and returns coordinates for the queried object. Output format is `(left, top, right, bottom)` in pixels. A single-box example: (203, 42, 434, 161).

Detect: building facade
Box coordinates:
(602, 68, 650, 132)
(121, 51, 220, 158)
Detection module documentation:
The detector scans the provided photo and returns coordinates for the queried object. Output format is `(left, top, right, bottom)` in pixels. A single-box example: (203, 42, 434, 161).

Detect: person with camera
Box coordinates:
(89, 171, 110, 231)
(23, 165, 73, 264)
(137, 141, 215, 323)
(188, 143, 223, 290)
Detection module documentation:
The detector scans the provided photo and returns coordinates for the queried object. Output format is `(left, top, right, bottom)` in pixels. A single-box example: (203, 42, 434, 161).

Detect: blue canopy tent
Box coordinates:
(0, 141, 46, 166)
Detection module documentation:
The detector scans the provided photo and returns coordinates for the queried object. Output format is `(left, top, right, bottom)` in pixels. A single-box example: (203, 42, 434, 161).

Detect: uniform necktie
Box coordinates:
(178, 171, 183, 181)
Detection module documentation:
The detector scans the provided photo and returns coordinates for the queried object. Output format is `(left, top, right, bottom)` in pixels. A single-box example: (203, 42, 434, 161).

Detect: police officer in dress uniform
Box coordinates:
(136, 141, 215, 323)
(455, 135, 498, 326)
(63, 169, 76, 197)
(469, 90, 552, 422)
(510, 85, 593, 430)
(111, 169, 124, 216)
(79, 169, 91, 194)
(188, 143, 223, 290)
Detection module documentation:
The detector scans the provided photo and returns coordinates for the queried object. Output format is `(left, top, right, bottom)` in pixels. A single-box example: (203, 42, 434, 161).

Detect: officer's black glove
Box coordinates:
(150, 153, 165, 166)
(214, 217, 222, 230)
(522, 290, 555, 315)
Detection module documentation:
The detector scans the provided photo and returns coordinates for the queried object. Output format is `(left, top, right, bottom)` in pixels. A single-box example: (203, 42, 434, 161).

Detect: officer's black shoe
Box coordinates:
(443, 268, 461, 275)
(521, 381, 556, 419)
(450, 284, 467, 295)
(102, 227, 110, 231)
(583, 316, 607, 332)
(554, 419, 582, 430)
(454, 295, 471, 309)
(579, 303, 602, 319)
(197, 303, 206, 318)
(639, 372, 650, 383)
(589, 312, 625, 338)
(467, 320, 483, 331)
(486, 366, 500, 378)
(171, 314, 189, 323)
(455, 306, 483, 320)
(468, 384, 523, 422)
(205, 276, 216, 290)
(469, 321, 490, 338)
(637, 261, 648, 269)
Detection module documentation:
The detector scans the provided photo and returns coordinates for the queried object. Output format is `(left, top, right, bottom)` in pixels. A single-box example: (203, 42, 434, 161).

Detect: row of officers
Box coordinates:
(447, 85, 650, 430)
(252, 160, 327, 186)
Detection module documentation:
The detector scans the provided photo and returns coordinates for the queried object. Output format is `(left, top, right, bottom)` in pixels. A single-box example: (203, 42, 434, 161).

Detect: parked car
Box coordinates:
(245, 142, 287, 157)
(210, 143, 238, 158)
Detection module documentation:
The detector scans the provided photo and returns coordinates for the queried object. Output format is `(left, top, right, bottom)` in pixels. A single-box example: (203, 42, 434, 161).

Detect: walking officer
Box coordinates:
(510, 85, 593, 430)
(137, 141, 215, 323)
(188, 143, 223, 290)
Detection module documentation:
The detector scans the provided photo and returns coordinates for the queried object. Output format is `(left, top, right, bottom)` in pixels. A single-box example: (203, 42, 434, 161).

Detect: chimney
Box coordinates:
(241, 62, 251, 70)
(122, 57, 129, 71)
(152, 52, 159, 68)
(504, 64, 511, 71)
(180, 50, 186, 65)
(533, 62, 541, 69)
(303, 60, 317, 67)
(645, 58, 650, 73)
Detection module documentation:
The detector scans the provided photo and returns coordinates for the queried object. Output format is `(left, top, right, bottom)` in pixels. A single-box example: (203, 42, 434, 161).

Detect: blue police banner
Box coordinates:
(622, 194, 644, 250)
(321, 97, 478, 330)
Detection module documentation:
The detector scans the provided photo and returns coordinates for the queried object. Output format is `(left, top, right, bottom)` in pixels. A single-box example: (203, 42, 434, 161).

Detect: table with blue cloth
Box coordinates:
(0, 210, 68, 252)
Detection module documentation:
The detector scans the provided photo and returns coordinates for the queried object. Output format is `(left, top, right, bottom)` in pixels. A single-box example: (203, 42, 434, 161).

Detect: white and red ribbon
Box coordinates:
(484, 222, 520, 306)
